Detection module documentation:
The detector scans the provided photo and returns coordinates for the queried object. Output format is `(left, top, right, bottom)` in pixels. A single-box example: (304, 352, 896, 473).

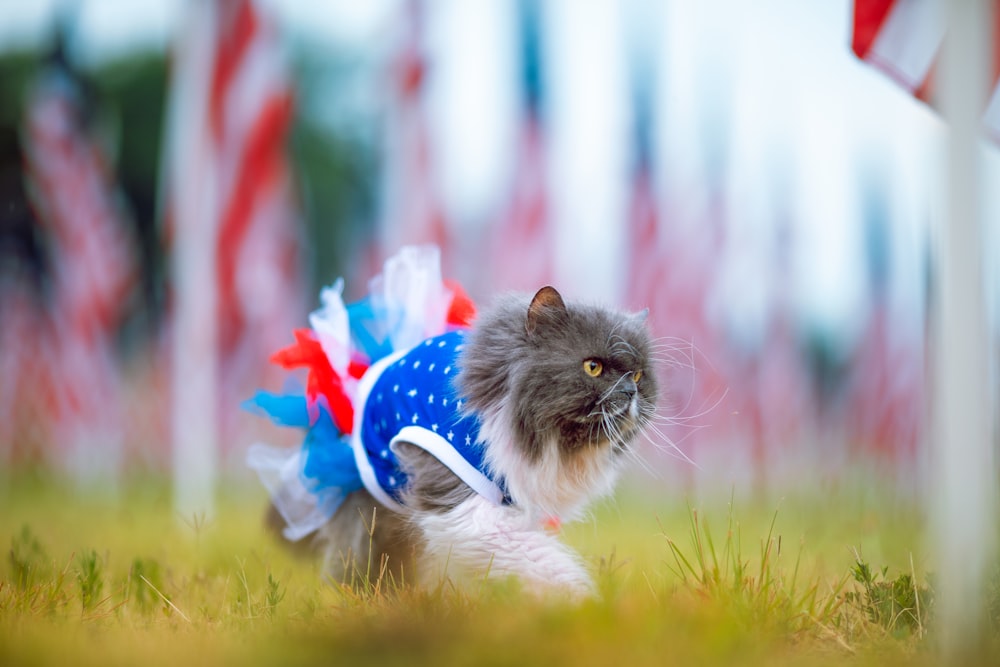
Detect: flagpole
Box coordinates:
(931, 0, 995, 655)
(167, 0, 218, 523)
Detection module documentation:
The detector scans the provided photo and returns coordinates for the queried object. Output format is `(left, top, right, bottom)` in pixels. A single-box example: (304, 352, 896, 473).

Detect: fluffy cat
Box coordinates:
(312, 285, 658, 598)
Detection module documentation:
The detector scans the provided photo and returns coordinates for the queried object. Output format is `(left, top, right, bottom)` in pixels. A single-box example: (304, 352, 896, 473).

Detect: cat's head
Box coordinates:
(457, 286, 658, 517)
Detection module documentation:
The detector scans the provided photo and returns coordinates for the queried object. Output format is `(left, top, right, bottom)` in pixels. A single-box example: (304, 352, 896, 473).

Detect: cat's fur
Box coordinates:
(310, 286, 657, 597)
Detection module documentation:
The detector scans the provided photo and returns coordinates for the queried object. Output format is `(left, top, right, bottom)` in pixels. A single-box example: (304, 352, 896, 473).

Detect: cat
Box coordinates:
(310, 285, 658, 598)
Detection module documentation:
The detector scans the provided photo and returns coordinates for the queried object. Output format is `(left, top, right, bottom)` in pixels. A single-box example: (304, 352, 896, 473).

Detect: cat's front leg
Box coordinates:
(414, 494, 595, 598)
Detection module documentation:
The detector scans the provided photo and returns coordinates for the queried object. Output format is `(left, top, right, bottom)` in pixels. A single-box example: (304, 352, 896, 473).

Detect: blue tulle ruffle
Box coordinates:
(244, 391, 363, 513)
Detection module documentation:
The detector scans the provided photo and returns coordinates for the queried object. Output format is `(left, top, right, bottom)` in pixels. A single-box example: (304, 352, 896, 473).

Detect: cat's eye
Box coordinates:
(632, 370, 643, 383)
(583, 359, 603, 377)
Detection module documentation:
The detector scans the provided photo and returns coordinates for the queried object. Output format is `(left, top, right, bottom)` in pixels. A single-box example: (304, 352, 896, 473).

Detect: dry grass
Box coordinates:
(0, 468, 995, 666)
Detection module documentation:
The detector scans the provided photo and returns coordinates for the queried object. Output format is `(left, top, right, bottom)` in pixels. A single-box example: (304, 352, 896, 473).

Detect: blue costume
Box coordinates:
(244, 246, 497, 540)
(246, 330, 506, 540)
(351, 330, 506, 510)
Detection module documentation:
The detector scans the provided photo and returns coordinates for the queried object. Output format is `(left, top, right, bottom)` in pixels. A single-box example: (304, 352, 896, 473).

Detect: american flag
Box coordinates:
(488, 0, 554, 294)
(21, 56, 137, 477)
(374, 0, 453, 280)
(211, 0, 304, 387)
(852, 0, 1000, 140)
(164, 0, 305, 458)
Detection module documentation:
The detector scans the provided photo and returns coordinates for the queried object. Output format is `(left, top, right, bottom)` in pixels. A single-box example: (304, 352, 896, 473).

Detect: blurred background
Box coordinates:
(0, 0, 997, 496)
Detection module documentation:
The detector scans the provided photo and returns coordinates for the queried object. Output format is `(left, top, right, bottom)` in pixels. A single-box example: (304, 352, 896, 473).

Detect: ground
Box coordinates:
(1, 469, 996, 666)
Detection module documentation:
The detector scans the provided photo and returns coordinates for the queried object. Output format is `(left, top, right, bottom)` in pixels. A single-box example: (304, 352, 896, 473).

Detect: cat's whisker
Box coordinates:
(658, 379, 700, 420)
(640, 421, 700, 469)
(588, 416, 605, 447)
(647, 349, 698, 371)
(649, 334, 693, 346)
(647, 408, 717, 430)
(652, 359, 728, 420)
(608, 334, 640, 360)
(648, 345, 694, 358)
(622, 440, 660, 479)
(605, 321, 629, 350)
(601, 406, 618, 442)
(659, 386, 730, 424)
(650, 357, 693, 373)
(649, 416, 698, 430)
(650, 418, 703, 458)
(596, 372, 634, 406)
(649, 334, 700, 354)
(648, 335, 706, 371)
(595, 403, 617, 444)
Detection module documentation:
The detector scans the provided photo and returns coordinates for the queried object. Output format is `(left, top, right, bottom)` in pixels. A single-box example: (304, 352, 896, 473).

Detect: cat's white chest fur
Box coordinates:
(478, 405, 623, 524)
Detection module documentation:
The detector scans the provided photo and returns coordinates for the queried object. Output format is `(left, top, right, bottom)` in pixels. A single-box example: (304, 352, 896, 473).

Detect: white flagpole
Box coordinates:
(167, 0, 218, 523)
(932, 0, 996, 654)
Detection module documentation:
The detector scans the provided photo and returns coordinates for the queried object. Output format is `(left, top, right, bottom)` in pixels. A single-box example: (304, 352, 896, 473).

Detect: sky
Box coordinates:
(0, 0, 393, 59)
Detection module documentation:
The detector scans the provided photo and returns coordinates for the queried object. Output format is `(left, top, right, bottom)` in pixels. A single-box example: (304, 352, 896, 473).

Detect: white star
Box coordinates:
(377, 392, 383, 403)
(455, 345, 464, 352)
(395, 412, 401, 422)
(388, 475, 396, 486)
(442, 397, 448, 407)
(408, 388, 418, 398)
(424, 339, 432, 346)
(438, 340, 447, 348)
(432, 423, 439, 433)
(412, 413, 419, 424)
(428, 363, 436, 372)
(465, 434, 472, 446)
(380, 449, 389, 459)
(456, 399, 463, 411)
(428, 393, 434, 404)
(393, 384, 400, 393)
(413, 360, 421, 370)
(444, 366, 451, 375)
(447, 430, 454, 441)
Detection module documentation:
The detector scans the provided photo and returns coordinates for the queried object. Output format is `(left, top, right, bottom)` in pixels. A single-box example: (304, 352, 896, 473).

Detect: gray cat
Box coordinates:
(310, 286, 658, 597)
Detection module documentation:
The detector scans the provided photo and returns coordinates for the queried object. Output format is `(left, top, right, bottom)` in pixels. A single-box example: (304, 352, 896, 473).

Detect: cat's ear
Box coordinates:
(526, 286, 567, 335)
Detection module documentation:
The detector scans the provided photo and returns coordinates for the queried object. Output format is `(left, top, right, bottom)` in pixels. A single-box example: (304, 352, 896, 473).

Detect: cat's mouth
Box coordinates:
(586, 396, 640, 429)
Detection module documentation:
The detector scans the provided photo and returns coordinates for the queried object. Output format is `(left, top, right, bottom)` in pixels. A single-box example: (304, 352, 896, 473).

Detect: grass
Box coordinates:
(0, 468, 996, 666)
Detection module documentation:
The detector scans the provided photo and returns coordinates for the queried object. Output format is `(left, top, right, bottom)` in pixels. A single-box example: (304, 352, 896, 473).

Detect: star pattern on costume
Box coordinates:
(360, 330, 487, 500)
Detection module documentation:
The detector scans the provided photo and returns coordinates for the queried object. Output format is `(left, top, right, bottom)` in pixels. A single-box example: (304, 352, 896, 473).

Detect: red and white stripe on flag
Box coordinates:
(23, 71, 136, 342)
(852, 0, 1000, 139)
(376, 0, 452, 279)
(209, 0, 302, 359)
(163, 0, 304, 467)
(208, 0, 305, 447)
(21, 64, 136, 473)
